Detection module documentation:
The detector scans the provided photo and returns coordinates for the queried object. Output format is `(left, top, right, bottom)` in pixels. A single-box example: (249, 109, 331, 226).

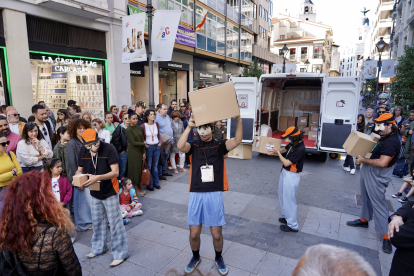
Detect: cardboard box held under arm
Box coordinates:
(188, 82, 240, 126)
(342, 130, 377, 158)
(252, 136, 282, 154)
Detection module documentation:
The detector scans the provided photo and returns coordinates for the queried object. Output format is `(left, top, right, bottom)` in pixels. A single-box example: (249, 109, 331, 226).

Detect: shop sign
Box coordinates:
(42, 56, 97, 73)
(130, 62, 145, 76)
(199, 73, 213, 79)
(175, 26, 196, 48)
(159, 61, 190, 71)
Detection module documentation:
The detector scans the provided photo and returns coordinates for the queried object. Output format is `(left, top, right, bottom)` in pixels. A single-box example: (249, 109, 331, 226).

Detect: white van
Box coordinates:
(228, 73, 361, 161)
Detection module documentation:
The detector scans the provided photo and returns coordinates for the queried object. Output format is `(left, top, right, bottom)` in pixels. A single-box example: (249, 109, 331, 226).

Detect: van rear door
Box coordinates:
(318, 77, 360, 153)
(227, 77, 257, 144)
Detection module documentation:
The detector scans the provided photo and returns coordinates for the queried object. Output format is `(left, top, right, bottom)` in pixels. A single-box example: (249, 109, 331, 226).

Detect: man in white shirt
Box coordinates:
(7, 108, 25, 136)
(32, 104, 53, 149)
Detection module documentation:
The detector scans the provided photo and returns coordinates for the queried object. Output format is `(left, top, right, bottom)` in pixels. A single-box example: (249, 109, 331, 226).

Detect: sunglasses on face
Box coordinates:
(9, 114, 20, 117)
(379, 111, 385, 114)
(0, 141, 10, 147)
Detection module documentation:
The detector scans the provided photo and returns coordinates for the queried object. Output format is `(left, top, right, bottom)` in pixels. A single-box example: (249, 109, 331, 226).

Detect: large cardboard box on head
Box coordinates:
(72, 174, 100, 191)
(189, 82, 240, 126)
(228, 144, 252, 159)
(343, 130, 377, 158)
(252, 136, 282, 154)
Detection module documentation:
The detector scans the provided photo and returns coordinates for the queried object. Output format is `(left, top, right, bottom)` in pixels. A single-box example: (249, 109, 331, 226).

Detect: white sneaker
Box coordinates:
(168, 166, 173, 170)
(110, 259, 125, 267)
(71, 237, 75, 243)
(133, 210, 143, 216)
(121, 211, 128, 218)
(86, 253, 97, 258)
(343, 167, 351, 172)
(350, 169, 356, 175)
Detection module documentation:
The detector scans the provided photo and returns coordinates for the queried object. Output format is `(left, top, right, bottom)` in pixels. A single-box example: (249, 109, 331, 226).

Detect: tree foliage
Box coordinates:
(391, 45, 414, 112)
(242, 59, 264, 80)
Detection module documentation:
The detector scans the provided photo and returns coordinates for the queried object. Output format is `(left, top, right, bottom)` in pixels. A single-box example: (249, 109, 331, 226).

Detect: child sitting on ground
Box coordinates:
(392, 168, 414, 203)
(119, 178, 143, 219)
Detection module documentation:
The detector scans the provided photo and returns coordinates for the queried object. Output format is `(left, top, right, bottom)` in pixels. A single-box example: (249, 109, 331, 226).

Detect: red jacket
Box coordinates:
(58, 176, 73, 205)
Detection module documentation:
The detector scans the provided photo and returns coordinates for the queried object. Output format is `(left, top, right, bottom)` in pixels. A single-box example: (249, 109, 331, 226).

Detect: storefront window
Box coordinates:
(240, 29, 252, 62)
(30, 53, 107, 120)
(196, 5, 225, 56)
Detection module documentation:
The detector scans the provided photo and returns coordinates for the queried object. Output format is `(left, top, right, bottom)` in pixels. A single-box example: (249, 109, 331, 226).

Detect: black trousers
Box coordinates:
(344, 155, 355, 170)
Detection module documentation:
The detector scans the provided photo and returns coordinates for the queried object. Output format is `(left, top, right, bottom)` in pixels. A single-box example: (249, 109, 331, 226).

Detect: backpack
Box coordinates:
(0, 226, 51, 276)
(393, 159, 408, 178)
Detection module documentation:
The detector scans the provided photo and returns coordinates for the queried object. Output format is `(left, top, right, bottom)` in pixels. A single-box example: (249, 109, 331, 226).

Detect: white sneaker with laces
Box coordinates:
(121, 211, 128, 218)
(343, 167, 351, 172)
(350, 169, 356, 175)
(133, 210, 143, 216)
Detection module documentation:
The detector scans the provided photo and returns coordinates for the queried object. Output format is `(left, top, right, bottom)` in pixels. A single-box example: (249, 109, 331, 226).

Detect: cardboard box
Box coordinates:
(309, 124, 319, 132)
(308, 131, 318, 141)
(299, 116, 308, 126)
(72, 174, 100, 191)
(298, 125, 305, 131)
(189, 82, 240, 126)
(228, 144, 252, 159)
(370, 133, 380, 142)
(343, 130, 377, 158)
(252, 136, 282, 154)
(279, 116, 289, 132)
(72, 174, 88, 187)
(287, 117, 298, 128)
(310, 113, 319, 124)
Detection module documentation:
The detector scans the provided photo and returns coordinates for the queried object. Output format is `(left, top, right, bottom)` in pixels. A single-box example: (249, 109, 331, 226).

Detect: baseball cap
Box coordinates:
(81, 129, 99, 145)
(280, 126, 301, 139)
(136, 101, 146, 108)
(374, 113, 395, 124)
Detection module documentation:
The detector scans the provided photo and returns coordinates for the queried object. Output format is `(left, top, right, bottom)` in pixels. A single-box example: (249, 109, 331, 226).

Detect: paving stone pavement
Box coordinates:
(74, 154, 406, 276)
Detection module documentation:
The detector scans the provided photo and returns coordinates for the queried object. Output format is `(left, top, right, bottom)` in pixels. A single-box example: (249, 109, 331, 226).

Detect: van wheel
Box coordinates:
(318, 152, 327, 162)
(329, 153, 338, 159)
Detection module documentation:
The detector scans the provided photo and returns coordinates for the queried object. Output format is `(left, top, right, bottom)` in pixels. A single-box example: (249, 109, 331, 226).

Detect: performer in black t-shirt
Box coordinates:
(76, 129, 129, 266)
(347, 113, 401, 254)
(268, 126, 306, 233)
(178, 114, 242, 275)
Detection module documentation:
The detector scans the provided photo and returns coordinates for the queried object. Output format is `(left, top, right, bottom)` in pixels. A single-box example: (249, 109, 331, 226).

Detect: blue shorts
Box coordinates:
(187, 191, 226, 228)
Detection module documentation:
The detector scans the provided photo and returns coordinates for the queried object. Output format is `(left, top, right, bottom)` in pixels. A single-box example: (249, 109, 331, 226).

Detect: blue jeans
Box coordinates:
(118, 151, 128, 180)
(21, 166, 43, 174)
(146, 145, 161, 188)
(73, 187, 93, 231)
(158, 147, 170, 176)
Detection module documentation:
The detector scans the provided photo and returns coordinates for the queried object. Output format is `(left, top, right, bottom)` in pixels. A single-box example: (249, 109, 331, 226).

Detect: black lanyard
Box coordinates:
(201, 141, 213, 166)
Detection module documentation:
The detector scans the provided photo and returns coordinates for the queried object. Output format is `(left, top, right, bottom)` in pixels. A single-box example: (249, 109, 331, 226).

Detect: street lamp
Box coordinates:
(281, 44, 289, 73)
(374, 37, 388, 106)
(304, 59, 310, 73)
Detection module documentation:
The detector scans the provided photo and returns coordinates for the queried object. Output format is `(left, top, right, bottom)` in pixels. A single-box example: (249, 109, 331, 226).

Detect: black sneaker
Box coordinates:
(392, 192, 403, 198)
(147, 187, 155, 191)
(185, 256, 201, 274)
(398, 196, 408, 203)
(163, 173, 173, 177)
(278, 218, 287, 224)
(280, 225, 298, 232)
(346, 219, 368, 228)
(154, 185, 161, 189)
(159, 176, 167, 180)
(382, 239, 392, 254)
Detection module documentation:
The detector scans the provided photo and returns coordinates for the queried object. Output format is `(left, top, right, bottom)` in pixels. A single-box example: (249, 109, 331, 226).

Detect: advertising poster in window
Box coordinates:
(151, 10, 181, 61)
(122, 13, 147, 63)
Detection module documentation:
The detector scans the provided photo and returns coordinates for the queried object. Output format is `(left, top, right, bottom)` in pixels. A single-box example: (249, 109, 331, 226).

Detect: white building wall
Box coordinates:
(392, 0, 414, 66)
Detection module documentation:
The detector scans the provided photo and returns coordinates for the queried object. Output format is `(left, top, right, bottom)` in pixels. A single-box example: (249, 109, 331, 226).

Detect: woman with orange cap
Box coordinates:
(347, 113, 401, 254)
(268, 126, 306, 233)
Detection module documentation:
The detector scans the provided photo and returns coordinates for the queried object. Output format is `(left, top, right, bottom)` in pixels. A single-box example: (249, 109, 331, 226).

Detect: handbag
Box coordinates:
(141, 160, 151, 186)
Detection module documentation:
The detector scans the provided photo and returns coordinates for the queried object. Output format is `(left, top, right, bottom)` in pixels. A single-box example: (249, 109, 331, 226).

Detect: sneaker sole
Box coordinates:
(398, 200, 408, 203)
(185, 259, 201, 274)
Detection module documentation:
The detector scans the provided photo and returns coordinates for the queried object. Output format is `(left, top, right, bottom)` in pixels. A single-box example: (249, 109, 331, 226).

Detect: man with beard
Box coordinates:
(76, 129, 128, 267)
(0, 117, 21, 154)
(7, 107, 25, 136)
(347, 113, 401, 254)
(178, 114, 242, 275)
(32, 104, 53, 149)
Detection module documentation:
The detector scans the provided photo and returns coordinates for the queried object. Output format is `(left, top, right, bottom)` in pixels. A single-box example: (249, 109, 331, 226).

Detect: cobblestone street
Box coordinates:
(74, 153, 405, 276)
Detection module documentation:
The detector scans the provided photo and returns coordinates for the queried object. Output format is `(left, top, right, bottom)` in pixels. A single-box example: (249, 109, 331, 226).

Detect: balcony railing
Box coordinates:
(300, 54, 308, 60)
(313, 53, 322, 59)
(289, 55, 296, 61)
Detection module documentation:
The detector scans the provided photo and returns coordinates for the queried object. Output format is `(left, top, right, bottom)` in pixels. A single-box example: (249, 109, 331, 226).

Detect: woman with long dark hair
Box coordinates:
(17, 123, 53, 173)
(0, 171, 81, 275)
(66, 119, 93, 231)
(55, 109, 71, 131)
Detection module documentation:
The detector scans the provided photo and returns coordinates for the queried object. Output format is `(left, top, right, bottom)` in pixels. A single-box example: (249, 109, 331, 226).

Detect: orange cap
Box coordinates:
(81, 129, 99, 145)
(374, 113, 396, 124)
(281, 126, 301, 139)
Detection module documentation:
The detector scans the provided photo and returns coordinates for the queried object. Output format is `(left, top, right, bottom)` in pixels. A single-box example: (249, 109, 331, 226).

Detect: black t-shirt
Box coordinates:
(78, 141, 119, 199)
(188, 139, 229, 192)
(370, 132, 401, 167)
(282, 141, 306, 173)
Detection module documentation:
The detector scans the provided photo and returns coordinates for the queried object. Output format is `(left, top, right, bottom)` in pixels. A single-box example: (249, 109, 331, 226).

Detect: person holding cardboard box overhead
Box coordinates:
(347, 113, 401, 254)
(177, 114, 242, 276)
(268, 126, 306, 233)
(75, 129, 129, 267)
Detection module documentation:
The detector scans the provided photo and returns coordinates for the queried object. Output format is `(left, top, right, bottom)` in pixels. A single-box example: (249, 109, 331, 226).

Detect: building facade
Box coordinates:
(329, 44, 340, 76)
(391, 0, 414, 66)
(271, 13, 333, 74)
